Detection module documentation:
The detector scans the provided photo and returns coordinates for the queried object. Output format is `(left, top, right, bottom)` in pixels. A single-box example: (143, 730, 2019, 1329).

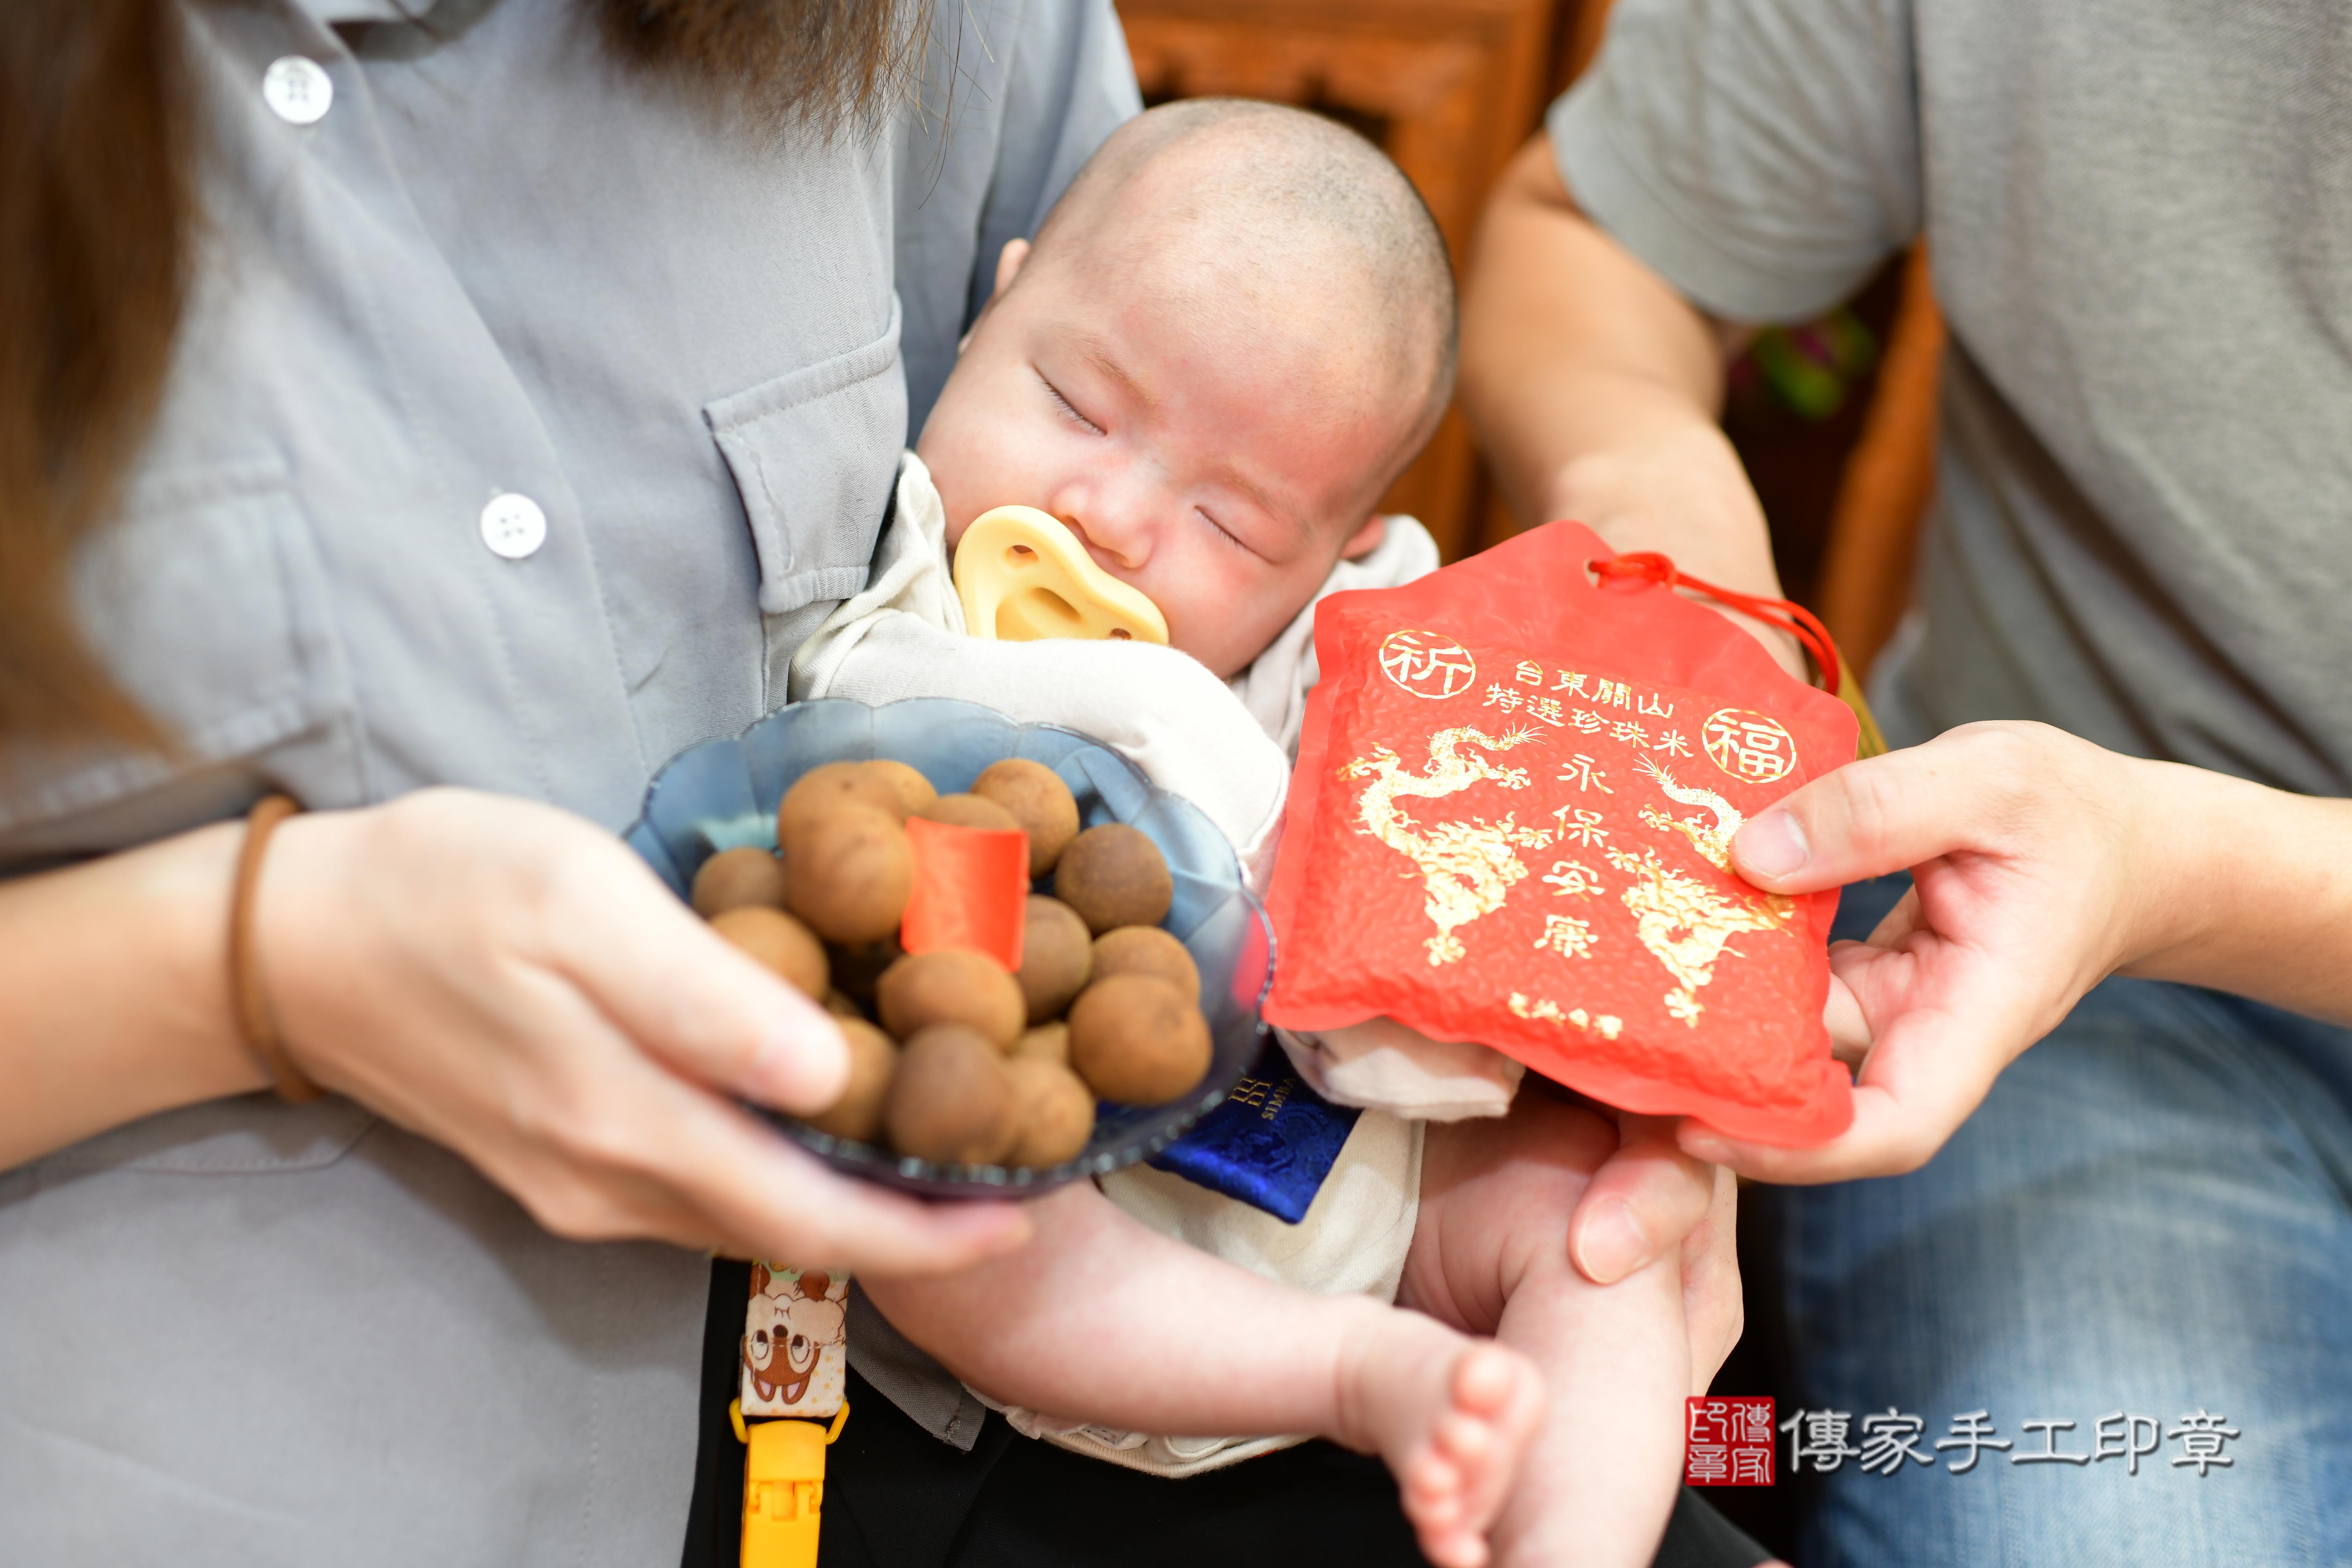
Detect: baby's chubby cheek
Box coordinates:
(1151, 564, 1304, 678)
(920, 438, 1010, 552)
(915, 389, 1040, 550)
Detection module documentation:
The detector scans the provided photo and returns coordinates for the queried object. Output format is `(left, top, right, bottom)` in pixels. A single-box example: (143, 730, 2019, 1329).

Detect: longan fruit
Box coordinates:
(1004, 1057, 1096, 1168)
(1016, 896, 1093, 1024)
(803, 1019, 898, 1144)
(1090, 925, 1199, 1004)
(876, 947, 1026, 1049)
(911, 793, 1022, 834)
(828, 933, 903, 1002)
(884, 1024, 1018, 1166)
(779, 761, 907, 841)
(972, 759, 1081, 877)
(1012, 1021, 1070, 1067)
(860, 759, 937, 818)
(1067, 973, 1211, 1105)
(782, 804, 913, 944)
(710, 906, 828, 998)
(691, 846, 786, 918)
(1053, 824, 1173, 934)
(822, 989, 865, 1020)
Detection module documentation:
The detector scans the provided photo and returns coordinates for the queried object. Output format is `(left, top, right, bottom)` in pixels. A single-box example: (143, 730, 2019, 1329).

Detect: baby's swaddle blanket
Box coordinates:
(793, 454, 1517, 1474)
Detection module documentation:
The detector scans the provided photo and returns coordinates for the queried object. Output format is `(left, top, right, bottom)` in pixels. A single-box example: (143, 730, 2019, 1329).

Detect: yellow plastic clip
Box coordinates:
(953, 505, 1169, 646)
(735, 1398, 849, 1568)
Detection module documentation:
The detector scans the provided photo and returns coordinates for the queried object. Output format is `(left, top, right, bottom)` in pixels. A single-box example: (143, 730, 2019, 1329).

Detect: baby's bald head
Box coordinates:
(1018, 100, 1456, 489)
(918, 101, 1459, 676)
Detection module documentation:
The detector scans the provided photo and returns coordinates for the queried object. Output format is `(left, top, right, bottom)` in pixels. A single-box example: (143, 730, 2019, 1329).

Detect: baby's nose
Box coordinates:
(1060, 511, 1146, 572)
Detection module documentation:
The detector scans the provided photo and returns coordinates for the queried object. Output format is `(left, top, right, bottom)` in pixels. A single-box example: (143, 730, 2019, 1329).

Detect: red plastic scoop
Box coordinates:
(901, 816, 1030, 971)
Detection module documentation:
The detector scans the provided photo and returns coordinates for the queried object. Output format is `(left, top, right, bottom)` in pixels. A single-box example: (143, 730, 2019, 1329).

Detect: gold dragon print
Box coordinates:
(1607, 757, 1797, 1024)
(1342, 726, 1554, 965)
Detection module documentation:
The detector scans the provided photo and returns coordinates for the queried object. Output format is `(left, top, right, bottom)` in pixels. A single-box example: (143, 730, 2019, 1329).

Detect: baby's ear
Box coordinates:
(992, 238, 1032, 300)
(1340, 514, 1387, 561)
(957, 239, 1035, 357)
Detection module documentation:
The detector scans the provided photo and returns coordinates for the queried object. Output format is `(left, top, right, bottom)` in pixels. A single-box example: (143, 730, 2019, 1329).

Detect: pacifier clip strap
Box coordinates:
(735, 1264, 852, 1568)
(733, 1395, 849, 1568)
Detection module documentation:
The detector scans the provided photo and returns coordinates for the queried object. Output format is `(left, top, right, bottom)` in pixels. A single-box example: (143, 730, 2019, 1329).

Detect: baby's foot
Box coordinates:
(1340, 1326, 1544, 1568)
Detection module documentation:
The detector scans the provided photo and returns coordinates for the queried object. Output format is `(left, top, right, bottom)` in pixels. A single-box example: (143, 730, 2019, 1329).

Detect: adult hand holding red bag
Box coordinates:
(1674, 721, 2352, 1184)
(1260, 519, 1864, 1317)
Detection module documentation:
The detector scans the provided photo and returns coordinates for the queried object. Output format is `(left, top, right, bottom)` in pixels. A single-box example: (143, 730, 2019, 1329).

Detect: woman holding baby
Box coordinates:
(0, 0, 1084, 1557)
(0, 2, 1755, 1566)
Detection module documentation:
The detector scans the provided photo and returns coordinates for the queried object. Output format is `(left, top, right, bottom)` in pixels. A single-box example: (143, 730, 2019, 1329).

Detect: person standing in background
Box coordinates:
(1462, 0, 2352, 1562)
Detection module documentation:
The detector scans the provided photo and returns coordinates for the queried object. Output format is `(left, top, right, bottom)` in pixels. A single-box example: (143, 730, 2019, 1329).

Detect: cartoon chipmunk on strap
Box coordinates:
(734, 1263, 851, 1568)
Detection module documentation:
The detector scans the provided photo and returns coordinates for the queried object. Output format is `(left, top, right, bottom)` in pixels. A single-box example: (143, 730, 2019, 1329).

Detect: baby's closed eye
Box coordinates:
(1196, 506, 1252, 554)
(1040, 373, 1105, 436)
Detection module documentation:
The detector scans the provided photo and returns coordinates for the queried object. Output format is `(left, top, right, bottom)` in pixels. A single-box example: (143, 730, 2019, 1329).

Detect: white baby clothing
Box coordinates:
(798, 454, 1521, 1472)
(793, 454, 1527, 1122)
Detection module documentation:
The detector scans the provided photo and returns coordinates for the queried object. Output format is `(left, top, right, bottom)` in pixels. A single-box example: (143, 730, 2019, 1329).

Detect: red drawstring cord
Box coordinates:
(1588, 550, 1845, 695)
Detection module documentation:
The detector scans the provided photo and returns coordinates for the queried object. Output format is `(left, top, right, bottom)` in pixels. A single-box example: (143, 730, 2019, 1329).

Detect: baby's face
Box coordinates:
(917, 237, 1412, 678)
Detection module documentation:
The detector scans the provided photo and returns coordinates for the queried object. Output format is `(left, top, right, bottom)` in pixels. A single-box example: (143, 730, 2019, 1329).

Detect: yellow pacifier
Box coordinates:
(953, 506, 1169, 645)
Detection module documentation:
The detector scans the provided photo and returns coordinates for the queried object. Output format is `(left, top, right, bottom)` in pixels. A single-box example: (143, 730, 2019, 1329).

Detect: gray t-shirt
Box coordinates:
(0, 0, 1135, 1562)
(1551, 0, 2352, 797)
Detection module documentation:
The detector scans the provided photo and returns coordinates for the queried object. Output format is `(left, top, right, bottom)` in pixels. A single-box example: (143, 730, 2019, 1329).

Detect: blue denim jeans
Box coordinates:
(1779, 874, 2352, 1566)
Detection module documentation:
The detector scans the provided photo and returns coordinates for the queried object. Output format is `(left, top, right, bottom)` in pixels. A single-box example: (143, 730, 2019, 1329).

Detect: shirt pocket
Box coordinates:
(705, 296, 907, 617)
(0, 455, 357, 852)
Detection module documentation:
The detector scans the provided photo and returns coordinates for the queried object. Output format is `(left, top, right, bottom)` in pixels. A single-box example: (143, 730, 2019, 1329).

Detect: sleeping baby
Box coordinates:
(790, 101, 1694, 1568)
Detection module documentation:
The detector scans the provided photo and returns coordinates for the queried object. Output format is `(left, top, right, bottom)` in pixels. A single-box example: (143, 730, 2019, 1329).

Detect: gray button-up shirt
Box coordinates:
(0, 0, 1135, 1560)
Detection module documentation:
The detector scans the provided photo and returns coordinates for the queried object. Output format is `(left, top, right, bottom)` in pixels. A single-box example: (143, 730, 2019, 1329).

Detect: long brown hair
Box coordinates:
(0, 0, 189, 746)
(600, 0, 923, 134)
(0, 0, 921, 745)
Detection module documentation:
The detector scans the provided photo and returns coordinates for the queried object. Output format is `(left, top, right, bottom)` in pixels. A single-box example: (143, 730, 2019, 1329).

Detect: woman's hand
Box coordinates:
(258, 788, 1031, 1274)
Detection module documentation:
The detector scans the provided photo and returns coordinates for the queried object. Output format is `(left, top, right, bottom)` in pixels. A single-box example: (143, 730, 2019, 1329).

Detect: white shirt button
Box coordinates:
(262, 56, 334, 125)
(479, 493, 548, 560)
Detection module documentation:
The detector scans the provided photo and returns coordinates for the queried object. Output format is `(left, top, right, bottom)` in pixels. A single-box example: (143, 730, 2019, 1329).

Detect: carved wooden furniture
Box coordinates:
(1116, 0, 1563, 561)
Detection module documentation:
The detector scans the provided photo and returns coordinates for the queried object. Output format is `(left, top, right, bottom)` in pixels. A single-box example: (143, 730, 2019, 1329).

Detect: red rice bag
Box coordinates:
(1263, 521, 1858, 1146)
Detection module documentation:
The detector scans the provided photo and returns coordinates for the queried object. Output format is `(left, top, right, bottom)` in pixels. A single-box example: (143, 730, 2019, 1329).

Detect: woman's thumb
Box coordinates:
(558, 849, 850, 1114)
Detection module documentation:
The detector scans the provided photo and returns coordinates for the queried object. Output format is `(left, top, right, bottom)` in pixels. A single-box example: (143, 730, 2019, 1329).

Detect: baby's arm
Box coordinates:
(863, 1178, 1544, 1568)
(867, 1181, 1364, 1437)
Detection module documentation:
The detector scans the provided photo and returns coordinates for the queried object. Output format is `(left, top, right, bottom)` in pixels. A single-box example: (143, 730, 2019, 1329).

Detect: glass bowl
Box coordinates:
(623, 697, 1272, 1198)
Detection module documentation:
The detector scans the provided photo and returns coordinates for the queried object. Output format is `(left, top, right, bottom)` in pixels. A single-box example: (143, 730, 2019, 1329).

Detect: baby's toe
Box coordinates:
(1451, 1344, 1523, 1416)
(1403, 1448, 1464, 1514)
(1435, 1408, 1498, 1468)
(1420, 1524, 1493, 1568)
